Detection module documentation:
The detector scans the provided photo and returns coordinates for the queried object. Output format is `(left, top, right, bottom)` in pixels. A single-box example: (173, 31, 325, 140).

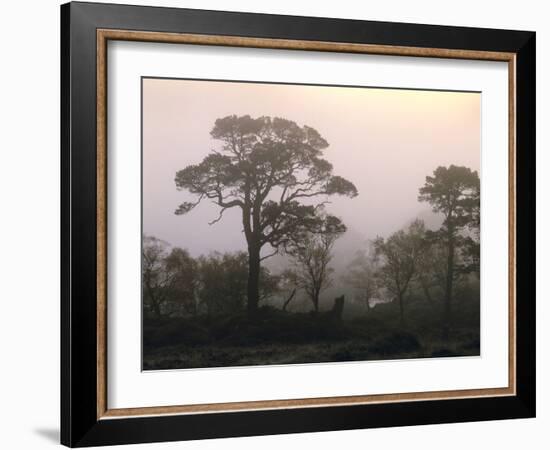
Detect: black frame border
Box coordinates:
(61, 2, 535, 447)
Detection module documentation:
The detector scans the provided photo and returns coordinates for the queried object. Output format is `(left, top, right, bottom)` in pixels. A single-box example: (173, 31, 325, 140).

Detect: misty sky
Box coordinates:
(142, 78, 480, 257)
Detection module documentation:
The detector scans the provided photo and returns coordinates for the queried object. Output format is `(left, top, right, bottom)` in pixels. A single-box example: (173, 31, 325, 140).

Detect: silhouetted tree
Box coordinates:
(461, 184, 481, 274)
(174, 115, 357, 314)
(279, 269, 300, 312)
(163, 247, 198, 316)
(374, 220, 427, 323)
(142, 235, 196, 317)
(142, 235, 169, 317)
(414, 238, 447, 304)
(287, 215, 346, 312)
(418, 165, 480, 338)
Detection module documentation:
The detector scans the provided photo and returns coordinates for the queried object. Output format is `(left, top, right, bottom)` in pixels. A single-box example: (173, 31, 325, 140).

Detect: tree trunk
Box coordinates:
(309, 288, 320, 313)
(282, 289, 296, 312)
(443, 237, 455, 340)
(398, 292, 404, 324)
(145, 281, 162, 317)
(312, 295, 319, 313)
(247, 243, 261, 315)
(332, 295, 345, 320)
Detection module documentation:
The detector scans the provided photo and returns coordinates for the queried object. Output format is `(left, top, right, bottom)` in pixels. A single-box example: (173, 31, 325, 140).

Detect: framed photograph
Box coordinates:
(61, 2, 536, 447)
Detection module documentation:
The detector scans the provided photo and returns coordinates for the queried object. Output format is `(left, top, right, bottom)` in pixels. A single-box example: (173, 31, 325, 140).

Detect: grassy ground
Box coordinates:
(143, 289, 480, 370)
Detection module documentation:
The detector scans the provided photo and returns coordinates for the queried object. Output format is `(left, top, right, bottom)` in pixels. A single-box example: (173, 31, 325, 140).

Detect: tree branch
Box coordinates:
(208, 207, 228, 225)
(260, 248, 279, 261)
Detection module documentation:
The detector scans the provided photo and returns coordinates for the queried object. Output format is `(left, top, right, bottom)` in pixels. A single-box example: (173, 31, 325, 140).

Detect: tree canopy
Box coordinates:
(418, 165, 479, 232)
(286, 214, 346, 312)
(374, 219, 427, 322)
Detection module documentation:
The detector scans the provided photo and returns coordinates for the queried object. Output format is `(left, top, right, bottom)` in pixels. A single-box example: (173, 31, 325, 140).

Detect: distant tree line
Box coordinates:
(351, 165, 480, 337)
(143, 239, 280, 317)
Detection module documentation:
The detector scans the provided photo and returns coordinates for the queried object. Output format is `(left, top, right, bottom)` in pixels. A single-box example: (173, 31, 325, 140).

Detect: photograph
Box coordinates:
(141, 78, 481, 370)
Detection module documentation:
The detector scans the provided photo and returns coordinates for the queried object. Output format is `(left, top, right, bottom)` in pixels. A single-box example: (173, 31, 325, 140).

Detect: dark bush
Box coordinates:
(211, 309, 349, 346)
(368, 331, 421, 355)
(143, 317, 210, 347)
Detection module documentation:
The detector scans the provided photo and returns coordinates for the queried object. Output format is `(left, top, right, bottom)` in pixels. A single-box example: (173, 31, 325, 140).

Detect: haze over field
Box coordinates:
(142, 78, 480, 257)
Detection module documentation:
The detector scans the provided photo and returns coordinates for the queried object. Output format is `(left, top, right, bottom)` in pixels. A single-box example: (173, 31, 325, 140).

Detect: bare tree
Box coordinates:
(278, 269, 300, 312)
(373, 220, 427, 323)
(162, 247, 198, 316)
(287, 215, 346, 312)
(142, 235, 196, 317)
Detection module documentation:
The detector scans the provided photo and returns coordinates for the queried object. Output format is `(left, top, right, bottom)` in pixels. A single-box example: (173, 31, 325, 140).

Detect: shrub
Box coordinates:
(368, 331, 421, 355)
(143, 317, 210, 347)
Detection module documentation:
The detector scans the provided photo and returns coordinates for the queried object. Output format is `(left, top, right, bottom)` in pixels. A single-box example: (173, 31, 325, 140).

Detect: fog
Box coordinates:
(142, 78, 480, 256)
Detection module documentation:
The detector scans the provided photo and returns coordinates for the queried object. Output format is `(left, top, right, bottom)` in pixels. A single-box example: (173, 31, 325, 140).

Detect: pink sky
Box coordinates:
(142, 78, 480, 256)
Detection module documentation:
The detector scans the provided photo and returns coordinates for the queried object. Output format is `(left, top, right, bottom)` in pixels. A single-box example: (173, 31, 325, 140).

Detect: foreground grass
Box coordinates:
(143, 337, 479, 370)
(143, 292, 480, 370)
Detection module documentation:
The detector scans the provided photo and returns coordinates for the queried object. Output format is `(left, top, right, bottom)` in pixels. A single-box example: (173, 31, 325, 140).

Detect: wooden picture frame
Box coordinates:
(61, 1, 535, 447)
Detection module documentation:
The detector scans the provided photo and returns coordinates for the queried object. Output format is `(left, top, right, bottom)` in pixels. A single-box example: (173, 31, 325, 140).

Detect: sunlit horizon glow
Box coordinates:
(142, 78, 480, 257)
